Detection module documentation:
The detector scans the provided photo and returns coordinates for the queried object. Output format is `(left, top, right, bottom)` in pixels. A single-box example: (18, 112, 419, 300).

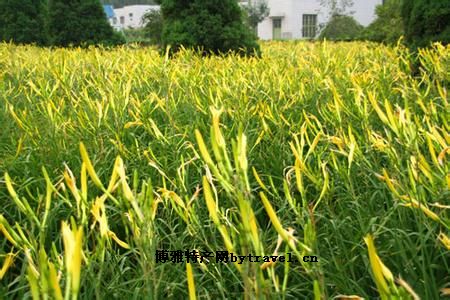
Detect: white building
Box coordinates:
(103, 5, 123, 31)
(247, 0, 383, 40)
(112, 5, 160, 29)
(106, 1, 382, 38)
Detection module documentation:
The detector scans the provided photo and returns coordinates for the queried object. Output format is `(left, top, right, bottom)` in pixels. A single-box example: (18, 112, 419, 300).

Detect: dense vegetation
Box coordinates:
(401, 0, 450, 49)
(362, 0, 403, 44)
(0, 41, 449, 299)
(160, 0, 259, 56)
(48, 0, 124, 47)
(0, 0, 124, 47)
(319, 14, 364, 41)
(142, 9, 163, 45)
(0, 0, 48, 45)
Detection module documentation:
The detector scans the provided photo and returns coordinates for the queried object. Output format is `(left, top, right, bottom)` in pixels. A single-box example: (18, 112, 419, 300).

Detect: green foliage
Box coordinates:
(402, 0, 450, 49)
(0, 0, 48, 45)
(320, 0, 355, 18)
(122, 28, 152, 44)
(160, 0, 260, 56)
(48, 0, 125, 47)
(243, 0, 269, 31)
(143, 9, 163, 45)
(319, 14, 363, 41)
(1, 42, 449, 299)
(362, 0, 403, 44)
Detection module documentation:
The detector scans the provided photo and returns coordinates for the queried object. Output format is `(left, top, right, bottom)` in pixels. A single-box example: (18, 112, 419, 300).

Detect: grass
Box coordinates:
(0, 41, 449, 299)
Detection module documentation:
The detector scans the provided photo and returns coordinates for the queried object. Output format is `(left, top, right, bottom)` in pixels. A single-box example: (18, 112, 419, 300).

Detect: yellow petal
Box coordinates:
(186, 263, 197, 300)
(252, 167, 268, 192)
(79, 142, 103, 188)
(441, 288, 450, 296)
(438, 147, 450, 166)
(438, 232, 450, 250)
(364, 234, 390, 296)
(108, 231, 130, 249)
(195, 130, 214, 166)
(403, 199, 440, 222)
(202, 176, 219, 225)
(0, 252, 15, 280)
(71, 227, 83, 295)
(0, 221, 18, 247)
(48, 262, 63, 300)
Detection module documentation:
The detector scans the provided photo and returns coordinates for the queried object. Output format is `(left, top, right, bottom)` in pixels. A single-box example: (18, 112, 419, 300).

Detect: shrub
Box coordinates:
(143, 9, 163, 45)
(362, 0, 403, 44)
(243, 0, 269, 33)
(402, 0, 450, 49)
(0, 0, 48, 45)
(159, 0, 260, 56)
(48, 0, 125, 47)
(319, 14, 363, 41)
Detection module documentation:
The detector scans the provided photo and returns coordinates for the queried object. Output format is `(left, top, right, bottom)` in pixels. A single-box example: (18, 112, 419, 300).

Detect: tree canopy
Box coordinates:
(0, 0, 48, 45)
(402, 0, 450, 49)
(362, 0, 403, 44)
(48, 0, 124, 47)
(243, 1, 269, 32)
(319, 14, 363, 41)
(159, 0, 260, 56)
(320, 0, 355, 18)
(143, 9, 163, 44)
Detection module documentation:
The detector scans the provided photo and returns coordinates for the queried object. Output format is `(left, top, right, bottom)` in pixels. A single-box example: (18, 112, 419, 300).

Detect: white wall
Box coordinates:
(257, 0, 382, 40)
(351, 0, 381, 26)
(114, 5, 160, 29)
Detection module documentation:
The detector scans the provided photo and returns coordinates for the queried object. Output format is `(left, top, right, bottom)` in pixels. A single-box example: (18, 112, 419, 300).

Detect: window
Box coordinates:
(120, 16, 125, 24)
(272, 18, 282, 40)
(113, 17, 117, 25)
(302, 14, 317, 38)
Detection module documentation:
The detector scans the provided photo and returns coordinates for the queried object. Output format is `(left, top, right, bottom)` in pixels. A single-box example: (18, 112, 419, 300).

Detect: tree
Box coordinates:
(243, 0, 269, 33)
(143, 9, 163, 45)
(402, 0, 450, 49)
(362, 0, 403, 44)
(48, 0, 125, 47)
(0, 0, 48, 45)
(159, 0, 260, 56)
(319, 14, 363, 41)
(320, 0, 354, 19)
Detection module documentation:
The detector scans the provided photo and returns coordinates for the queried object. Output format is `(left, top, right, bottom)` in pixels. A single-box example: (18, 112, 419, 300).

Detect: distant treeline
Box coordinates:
(101, 0, 157, 8)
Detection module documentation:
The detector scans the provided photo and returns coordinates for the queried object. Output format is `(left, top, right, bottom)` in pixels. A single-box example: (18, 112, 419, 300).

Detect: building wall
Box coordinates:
(351, 0, 381, 26)
(113, 5, 159, 29)
(257, 0, 382, 40)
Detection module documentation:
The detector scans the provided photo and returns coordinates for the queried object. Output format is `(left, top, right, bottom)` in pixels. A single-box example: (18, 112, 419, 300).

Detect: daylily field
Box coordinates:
(0, 41, 449, 299)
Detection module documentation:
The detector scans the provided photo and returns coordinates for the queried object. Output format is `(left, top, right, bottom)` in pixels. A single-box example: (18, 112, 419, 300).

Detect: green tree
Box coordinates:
(243, 0, 269, 33)
(0, 0, 48, 45)
(320, 0, 355, 18)
(402, 0, 450, 49)
(143, 9, 163, 45)
(159, 0, 260, 56)
(48, 0, 125, 47)
(362, 0, 403, 44)
(319, 14, 363, 41)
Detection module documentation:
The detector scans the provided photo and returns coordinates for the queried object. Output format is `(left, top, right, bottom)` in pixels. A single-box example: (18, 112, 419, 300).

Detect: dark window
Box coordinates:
(302, 14, 317, 38)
